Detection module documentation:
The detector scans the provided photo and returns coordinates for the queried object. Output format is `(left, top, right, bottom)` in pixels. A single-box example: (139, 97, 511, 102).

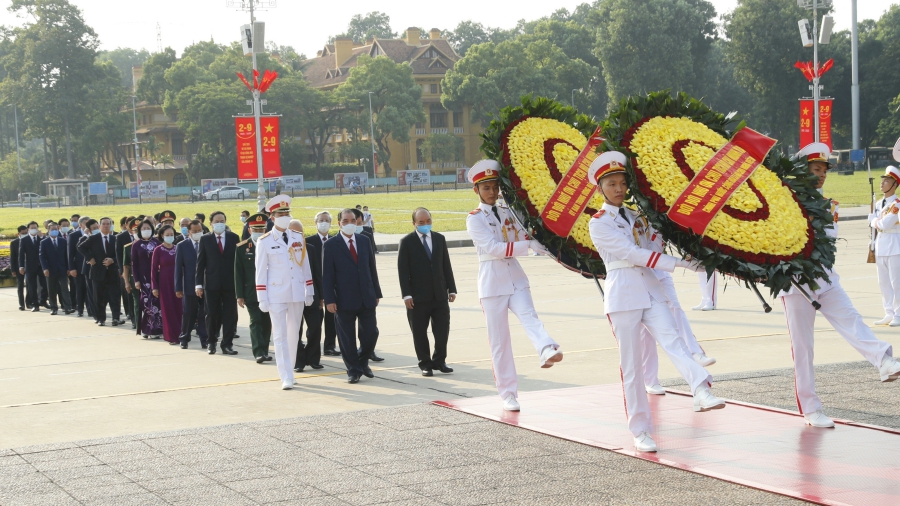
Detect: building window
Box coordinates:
(453, 112, 463, 128)
(429, 83, 440, 94)
(423, 48, 438, 58)
(172, 137, 184, 156)
(173, 173, 187, 187)
(430, 110, 447, 128)
(416, 139, 425, 163)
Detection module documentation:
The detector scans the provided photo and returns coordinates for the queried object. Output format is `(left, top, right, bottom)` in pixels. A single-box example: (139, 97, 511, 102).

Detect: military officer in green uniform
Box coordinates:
(235, 212, 273, 363)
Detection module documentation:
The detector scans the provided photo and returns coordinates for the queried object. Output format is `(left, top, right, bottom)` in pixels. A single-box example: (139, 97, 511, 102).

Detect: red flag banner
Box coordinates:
(818, 99, 833, 151)
(235, 117, 257, 180)
(540, 126, 606, 237)
(799, 99, 833, 151)
(260, 116, 282, 178)
(667, 128, 777, 236)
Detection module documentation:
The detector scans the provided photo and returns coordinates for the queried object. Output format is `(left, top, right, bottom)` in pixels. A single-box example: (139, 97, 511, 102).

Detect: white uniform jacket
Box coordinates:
(780, 199, 840, 297)
(870, 195, 900, 257)
(589, 203, 679, 315)
(255, 229, 314, 305)
(466, 202, 531, 299)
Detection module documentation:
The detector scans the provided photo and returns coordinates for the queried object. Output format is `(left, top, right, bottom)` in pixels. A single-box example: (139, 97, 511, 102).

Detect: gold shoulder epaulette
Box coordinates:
(124, 242, 133, 248)
(236, 239, 249, 247)
(258, 231, 272, 240)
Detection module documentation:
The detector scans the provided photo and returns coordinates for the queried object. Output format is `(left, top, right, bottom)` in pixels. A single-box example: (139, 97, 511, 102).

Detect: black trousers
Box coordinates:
(296, 305, 323, 367)
(93, 274, 121, 323)
(68, 275, 76, 311)
(334, 306, 377, 376)
(120, 277, 133, 319)
(322, 310, 337, 351)
(205, 289, 237, 348)
(47, 275, 72, 311)
(24, 269, 46, 308)
(15, 272, 25, 308)
(181, 294, 208, 346)
(79, 273, 95, 317)
(407, 299, 451, 369)
(363, 227, 377, 251)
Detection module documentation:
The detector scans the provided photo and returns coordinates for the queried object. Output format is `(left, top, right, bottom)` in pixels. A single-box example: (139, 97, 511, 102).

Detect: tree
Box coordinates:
(331, 12, 397, 43)
(861, 6, 900, 146)
(173, 80, 245, 178)
(445, 21, 517, 56)
(336, 55, 425, 176)
(420, 133, 464, 165)
(594, 0, 717, 107)
(97, 47, 150, 88)
(136, 47, 176, 105)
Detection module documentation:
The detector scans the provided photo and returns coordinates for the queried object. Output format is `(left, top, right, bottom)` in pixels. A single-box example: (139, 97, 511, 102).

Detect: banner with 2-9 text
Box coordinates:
(235, 116, 282, 180)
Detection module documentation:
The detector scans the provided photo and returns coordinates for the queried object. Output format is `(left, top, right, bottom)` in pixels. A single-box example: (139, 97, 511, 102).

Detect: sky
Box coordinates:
(0, 0, 895, 57)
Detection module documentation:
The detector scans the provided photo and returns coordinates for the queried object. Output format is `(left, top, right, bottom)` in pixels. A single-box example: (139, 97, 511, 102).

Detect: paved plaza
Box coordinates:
(1, 214, 898, 505)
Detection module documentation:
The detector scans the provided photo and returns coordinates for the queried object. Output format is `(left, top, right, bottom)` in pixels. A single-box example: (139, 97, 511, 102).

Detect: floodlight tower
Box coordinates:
(227, 0, 275, 211)
(797, 0, 834, 143)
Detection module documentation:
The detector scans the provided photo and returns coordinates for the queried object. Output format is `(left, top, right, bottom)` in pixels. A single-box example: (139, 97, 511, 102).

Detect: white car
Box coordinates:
(203, 186, 250, 201)
(18, 192, 40, 203)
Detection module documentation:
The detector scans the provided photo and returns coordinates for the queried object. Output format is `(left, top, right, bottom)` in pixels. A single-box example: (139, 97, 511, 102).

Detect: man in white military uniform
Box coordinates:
(587, 151, 726, 453)
(779, 143, 900, 428)
(255, 195, 315, 390)
(869, 166, 900, 326)
(465, 160, 563, 412)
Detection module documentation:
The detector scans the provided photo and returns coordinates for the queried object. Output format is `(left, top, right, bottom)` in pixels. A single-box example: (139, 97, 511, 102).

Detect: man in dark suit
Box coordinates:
(195, 211, 240, 355)
(68, 218, 91, 318)
(10, 225, 26, 310)
(77, 217, 123, 326)
(116, 216, 135, 326)
(307, 211, 339, 356)
(39, 222, 73, 315)
(290, 220, 324, 372)
(323, 209, 383, 383)
(398, 208, 457, 376)
(175, 219, 208, 349)
(19, 221, 48, 312)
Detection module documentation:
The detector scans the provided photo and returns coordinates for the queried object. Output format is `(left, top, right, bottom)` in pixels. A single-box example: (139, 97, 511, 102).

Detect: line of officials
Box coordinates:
(9, 205, 459, 379)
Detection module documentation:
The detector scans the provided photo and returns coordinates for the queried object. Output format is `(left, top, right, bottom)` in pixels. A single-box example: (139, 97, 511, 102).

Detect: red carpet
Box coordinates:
(434, 385, 900, 506)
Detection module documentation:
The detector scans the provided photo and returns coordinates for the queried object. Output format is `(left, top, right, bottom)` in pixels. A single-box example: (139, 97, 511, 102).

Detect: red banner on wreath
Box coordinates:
(667, 128, 777, 236)
(540, 126, 605, 237)
(235, 116, 282, 180)
(799, 99, 833, 151)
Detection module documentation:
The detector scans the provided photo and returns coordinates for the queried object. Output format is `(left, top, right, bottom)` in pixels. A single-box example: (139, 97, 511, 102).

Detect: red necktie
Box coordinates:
(217, 236, 223, 254)
(348, 238, 358, 263)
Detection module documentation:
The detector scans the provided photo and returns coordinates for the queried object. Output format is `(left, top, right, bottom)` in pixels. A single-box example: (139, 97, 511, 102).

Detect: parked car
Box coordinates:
(202, 186, 250, 201)
(18, 192, 40, 203)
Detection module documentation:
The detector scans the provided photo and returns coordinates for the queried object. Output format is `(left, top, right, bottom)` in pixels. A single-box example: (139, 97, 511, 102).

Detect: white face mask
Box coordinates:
(274, 215, 292, 230)
(28, 228, 37, 236)
(190, 232, 203, 241)
(240, 216, 247, 223)
(316, 221, 331, 234)
(141, 230, 152, 239)
(355, 224, 364, 234)
(60, 226, 70, 234)
(251, 232, 263, 242)
(163, 236, 175, 244)
(212, 223, 226, 234)
(341, 223, 357, 236)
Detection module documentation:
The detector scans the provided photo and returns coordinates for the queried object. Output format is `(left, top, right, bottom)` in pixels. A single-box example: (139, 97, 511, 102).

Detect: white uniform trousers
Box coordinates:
(480, 287, 557, 400)
(660, 275, 704, 355)
(608, 300, 712, 437)
(698, 271, 717, 307)
(876, 255, 900, 318)
(640, 328, 660, 387)
(269, 302, 303, 385)
(780, 285, 893, 414)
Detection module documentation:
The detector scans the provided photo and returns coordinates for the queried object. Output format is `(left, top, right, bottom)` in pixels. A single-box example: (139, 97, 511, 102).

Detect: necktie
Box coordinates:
(491, 206, 502, 223)
(217, 236, 223, 254)
(422, 234, 432, 261)
(882, 198, 886, 209)
(283, 232, 288, 245)
(348, 238, 358, 263)
(618, 208, 630, 225)
(53, 239, 57, 248)
(104, 235, 109, 255)
(194, 241, 198, 255)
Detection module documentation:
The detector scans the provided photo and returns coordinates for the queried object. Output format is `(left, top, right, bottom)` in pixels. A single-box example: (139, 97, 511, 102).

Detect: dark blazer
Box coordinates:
(305, 233, 331, 275)
(195, 231, 239, 292)
(18, 234, 42, 274)
(397, 231, 457, 303)
(174, 238, 200, 294)
(75, 233, 92, 276)
(115, 230, 133, 274)
(39, 236, 69, 277)
(68, 229, 83, 272)
(10, 237, 20, 273)
(77, 233, 118, 281)
(307, 242, 323, 304)
(322, 233, 382, 310)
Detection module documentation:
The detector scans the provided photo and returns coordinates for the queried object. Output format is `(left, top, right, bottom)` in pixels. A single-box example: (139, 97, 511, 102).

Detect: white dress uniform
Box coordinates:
(869, 167, 900, 324)
(465, 161, 560, 404)
(779, 144, 898, 422)
(255, 197, 315, 389)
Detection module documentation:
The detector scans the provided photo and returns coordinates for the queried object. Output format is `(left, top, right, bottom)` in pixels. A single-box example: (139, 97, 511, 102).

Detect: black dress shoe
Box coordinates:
(208, 345, 217, 355)
(234, 334, 240, 339)
(18, 306, 24, 311)
(180, 343, 188, 349)
(31, 307, 40, 312)
(111, 320, 120, 327)
(294, 366, 305, 373)
(221, 347, 238, 355)
(437, 364, 454, 374)
(77, 312, 83, 317)
(348, 375, 360, 384)
(256, 356, 265, 364)
(310, 364, 324, 370)
(41, 303, 51, 309)
(97, 322, 105, 326)
(421, 368, 434, 377)
(64, 309, 74, 315)
(362, 366, 374, 378)
(50, 309, 58, 315)
(132, 322, 136, 329)
(323, 349, 337, 356)
(168, 341, 179, 345)
(369, 352, 384, 362)
(263, 356, 273, 362)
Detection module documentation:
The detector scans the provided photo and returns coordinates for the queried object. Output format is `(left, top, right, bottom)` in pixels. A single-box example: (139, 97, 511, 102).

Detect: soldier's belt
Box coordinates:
(606, 260, 636, 271)
(478, 254, 507, 262)
(880, 229, 900, 234)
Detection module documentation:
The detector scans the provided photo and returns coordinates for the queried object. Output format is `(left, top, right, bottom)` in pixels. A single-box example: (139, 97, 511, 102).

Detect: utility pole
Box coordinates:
(8, 104, 21, 174)
(131, 95, 143, 205)
(368, 91, 376, 181)
(851, 0, 861, 153)
(812, 0, 820, 142)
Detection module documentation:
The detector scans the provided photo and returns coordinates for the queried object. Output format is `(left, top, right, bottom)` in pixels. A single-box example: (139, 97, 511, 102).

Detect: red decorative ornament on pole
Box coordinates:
(235, 69, 281, 180)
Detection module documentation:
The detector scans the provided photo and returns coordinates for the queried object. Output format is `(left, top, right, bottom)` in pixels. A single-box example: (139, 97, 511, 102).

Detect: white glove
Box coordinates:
(675, 259, 702, 272)
(305, 295, 314, 307)
(529, 240, 550, 256)
(259, 301, 270, 313)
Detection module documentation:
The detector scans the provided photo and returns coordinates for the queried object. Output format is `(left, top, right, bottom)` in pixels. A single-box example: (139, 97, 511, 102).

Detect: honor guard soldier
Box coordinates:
(869, 165, 900, 326)
(779, 143, 900, 428)
(465, 160, 563, 412)
(587, 151, 726, 453)
(255, 196, 315, 390)
(235, 212, 273, 363)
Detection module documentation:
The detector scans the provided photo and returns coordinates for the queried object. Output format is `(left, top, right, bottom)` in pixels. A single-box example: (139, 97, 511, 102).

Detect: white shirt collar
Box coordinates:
(416, 230, 430, 240)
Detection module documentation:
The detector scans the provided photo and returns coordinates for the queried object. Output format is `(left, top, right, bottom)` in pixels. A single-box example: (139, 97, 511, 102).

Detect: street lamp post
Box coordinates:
(7, 104, 21, 174)
(368, 91, 376, 181)
(131, 95, 142, 205)
(850, 0, 861, 153)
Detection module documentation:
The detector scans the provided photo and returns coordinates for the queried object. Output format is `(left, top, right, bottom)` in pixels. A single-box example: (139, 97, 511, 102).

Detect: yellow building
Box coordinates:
(300, 27, 482, 176)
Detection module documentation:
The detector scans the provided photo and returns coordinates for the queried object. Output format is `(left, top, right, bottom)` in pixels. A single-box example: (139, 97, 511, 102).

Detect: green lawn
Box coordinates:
(0, 189, 481, 238)
(823, 170, 879, 207)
